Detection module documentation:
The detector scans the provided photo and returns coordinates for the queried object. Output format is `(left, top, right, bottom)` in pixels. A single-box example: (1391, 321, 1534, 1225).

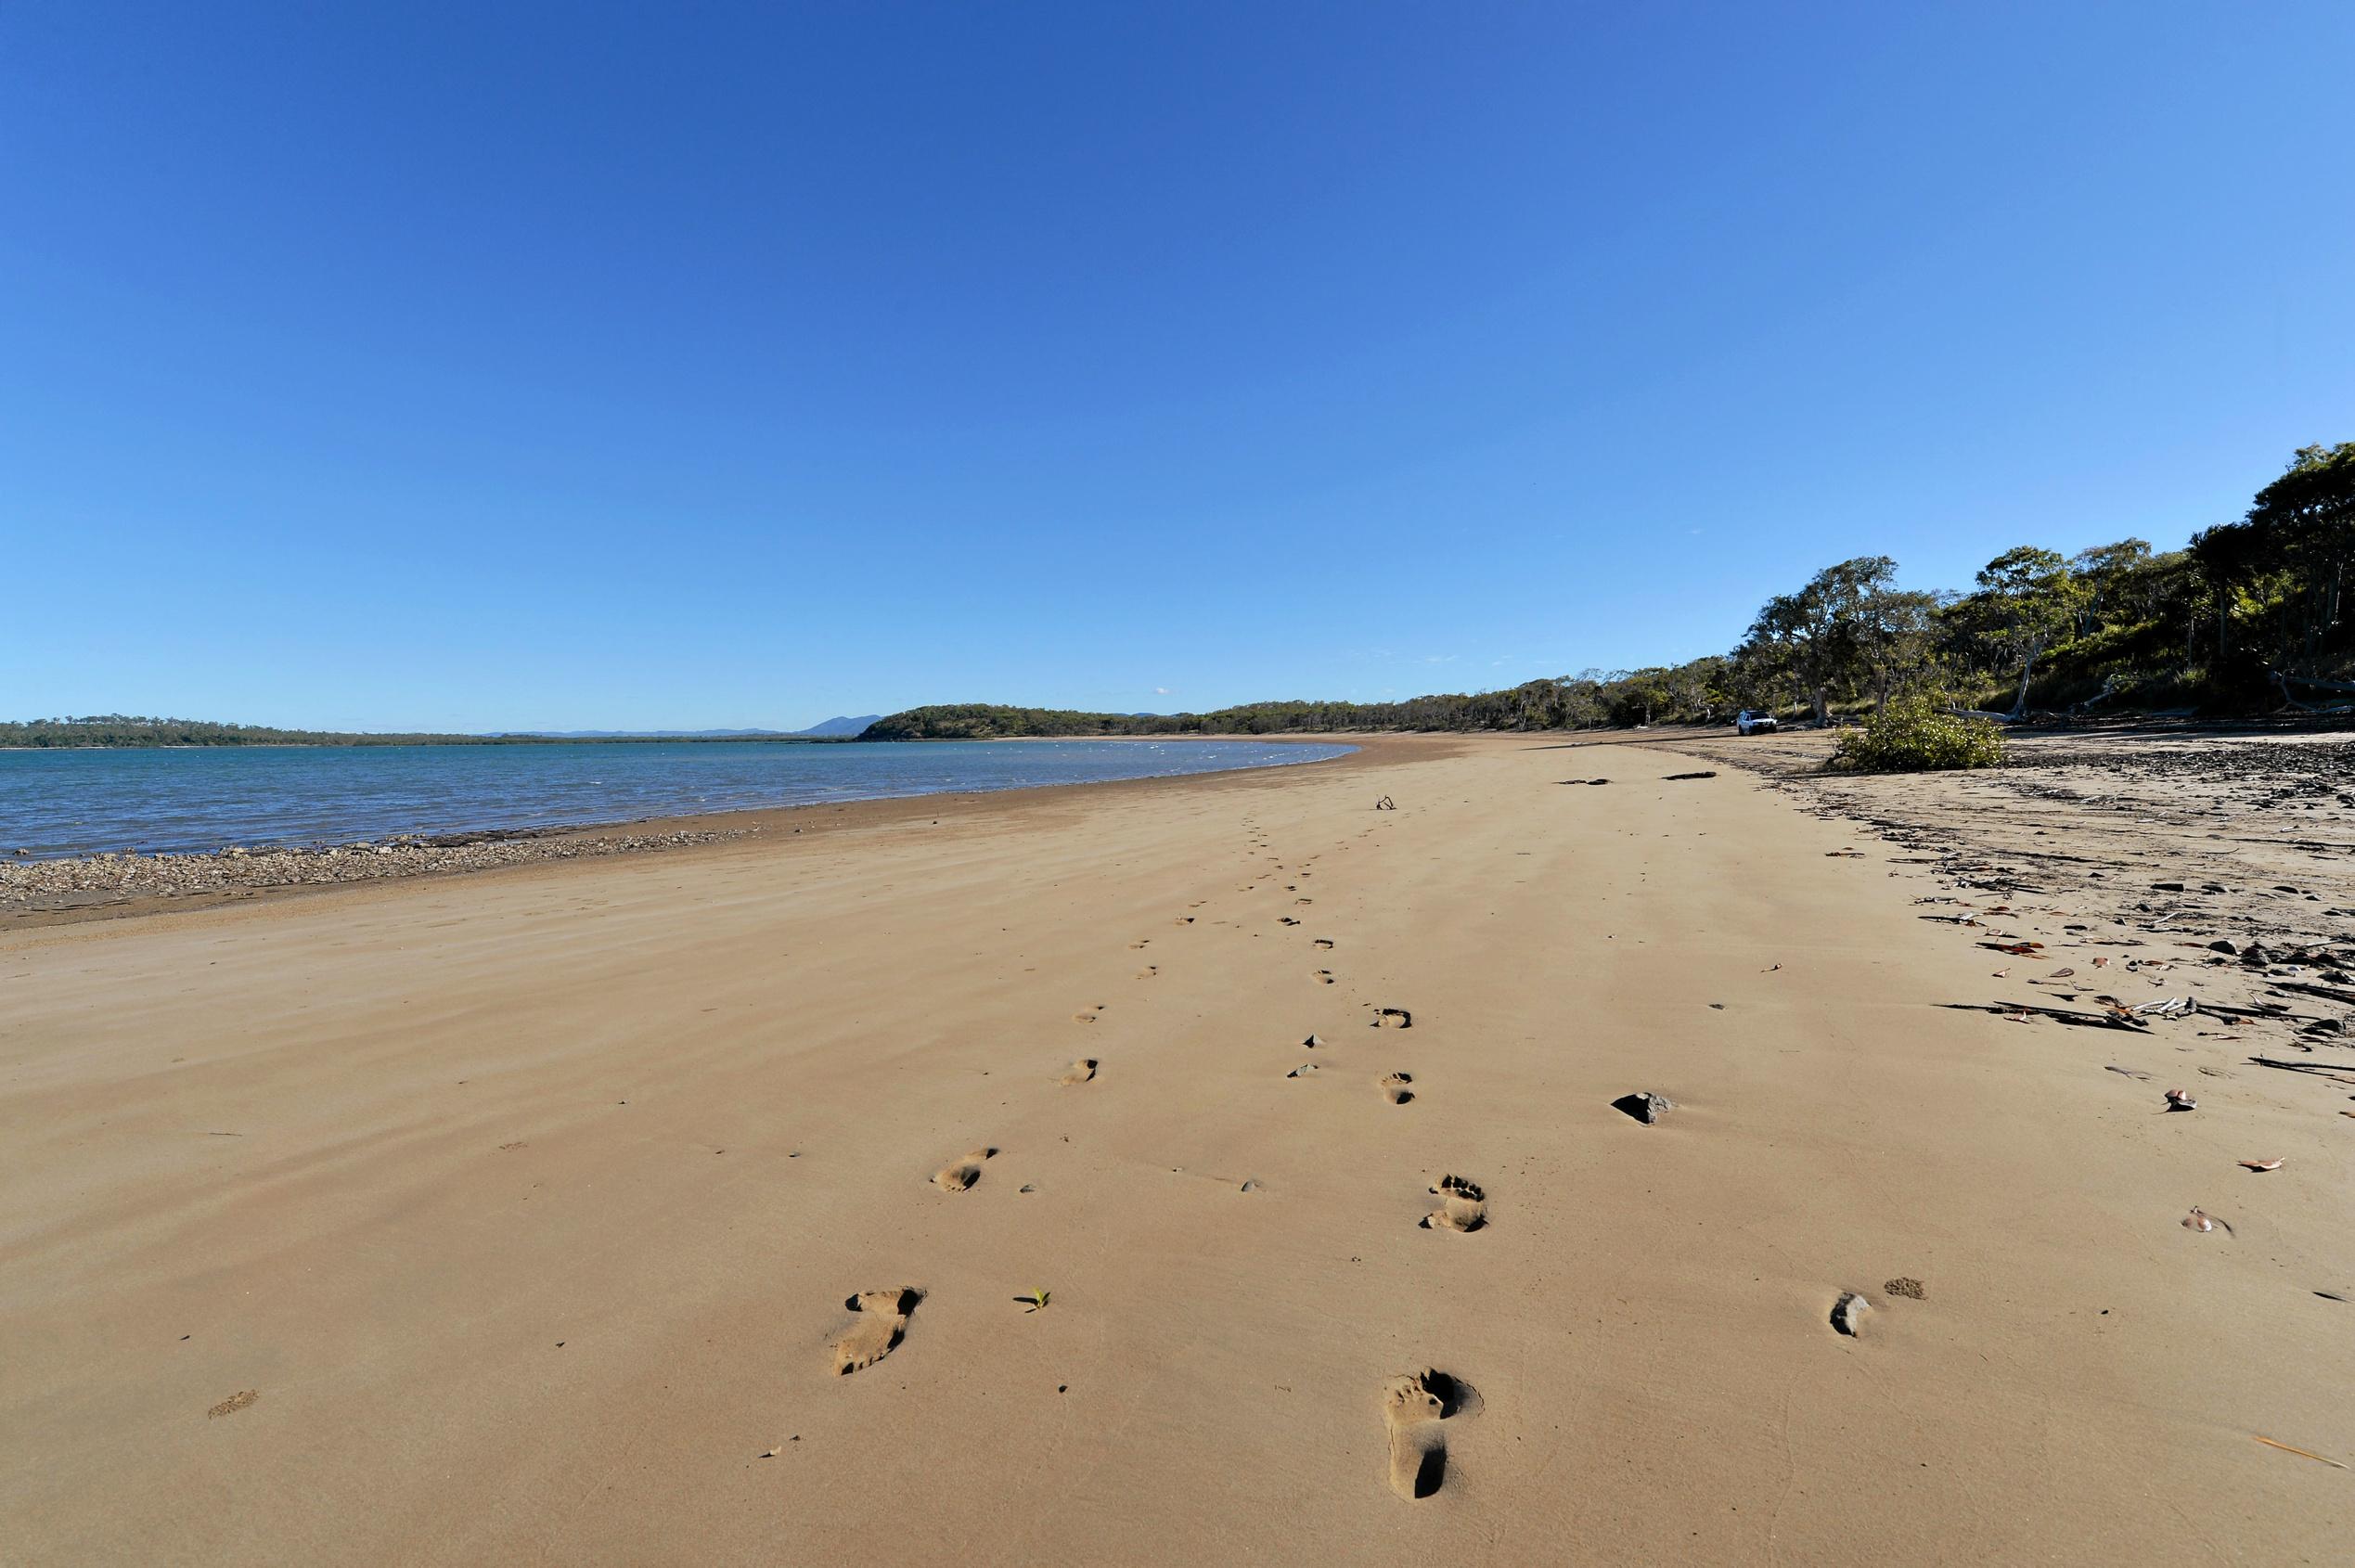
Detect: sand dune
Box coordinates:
(3, 735, 2349, 1563)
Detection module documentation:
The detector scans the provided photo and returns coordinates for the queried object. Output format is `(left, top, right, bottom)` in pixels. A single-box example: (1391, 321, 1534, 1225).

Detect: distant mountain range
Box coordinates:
(508, 716, 882, 739)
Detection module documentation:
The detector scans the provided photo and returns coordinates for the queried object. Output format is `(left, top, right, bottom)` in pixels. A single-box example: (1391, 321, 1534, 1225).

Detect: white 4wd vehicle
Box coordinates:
(1734, 710, 1779, 736)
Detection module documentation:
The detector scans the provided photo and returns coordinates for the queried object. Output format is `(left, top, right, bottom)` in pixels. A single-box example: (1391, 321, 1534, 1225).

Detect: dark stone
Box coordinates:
(1614, 1091, 1674, 1125)
(2207, 939, 2239, 956)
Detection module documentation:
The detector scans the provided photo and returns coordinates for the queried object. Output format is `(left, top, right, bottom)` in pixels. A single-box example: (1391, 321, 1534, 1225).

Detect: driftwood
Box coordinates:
(2271, 670, 2355, 714)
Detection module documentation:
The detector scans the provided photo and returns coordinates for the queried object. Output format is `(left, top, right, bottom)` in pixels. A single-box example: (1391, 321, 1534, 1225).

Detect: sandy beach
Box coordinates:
(5, 732, 2351, 1564)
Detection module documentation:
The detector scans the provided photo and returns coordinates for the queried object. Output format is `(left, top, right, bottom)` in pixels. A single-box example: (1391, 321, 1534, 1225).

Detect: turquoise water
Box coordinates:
(0, 739, 1354, 858)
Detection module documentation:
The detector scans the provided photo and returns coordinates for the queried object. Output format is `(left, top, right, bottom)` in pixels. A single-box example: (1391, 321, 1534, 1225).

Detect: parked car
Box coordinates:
(1734, 709, 1779, 736)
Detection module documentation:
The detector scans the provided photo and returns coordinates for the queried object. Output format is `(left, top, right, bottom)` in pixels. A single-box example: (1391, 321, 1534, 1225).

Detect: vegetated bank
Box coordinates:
(867, 440, 2355, 739)
(0, 717, 849, 749)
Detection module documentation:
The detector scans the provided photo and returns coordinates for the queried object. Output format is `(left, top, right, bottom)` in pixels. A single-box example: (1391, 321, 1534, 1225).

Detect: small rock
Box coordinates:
(1615, 1091, 1674, 1125)
(2207, 939, 2237, 956)
(1831, 1292, 1872, 1336)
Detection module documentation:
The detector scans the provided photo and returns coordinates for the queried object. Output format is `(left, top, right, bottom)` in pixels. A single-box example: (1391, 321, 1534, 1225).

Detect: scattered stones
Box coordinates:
(1, 825, 742, 915)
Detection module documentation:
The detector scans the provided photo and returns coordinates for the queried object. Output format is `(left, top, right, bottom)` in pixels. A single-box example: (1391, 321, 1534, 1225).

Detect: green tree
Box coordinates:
(1970, 546, 2084, 717)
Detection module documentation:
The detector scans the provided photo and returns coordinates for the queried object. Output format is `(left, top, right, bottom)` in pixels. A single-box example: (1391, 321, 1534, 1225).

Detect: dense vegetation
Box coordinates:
(0, 716, 835, 748)
(1830, 696, 2007, 773)
(868, 440, 2355, 739)
(0, 716, 506, 748)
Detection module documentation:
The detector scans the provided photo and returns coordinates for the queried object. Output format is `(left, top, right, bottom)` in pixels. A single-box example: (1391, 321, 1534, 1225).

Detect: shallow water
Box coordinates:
(0, 739, 1354, 858)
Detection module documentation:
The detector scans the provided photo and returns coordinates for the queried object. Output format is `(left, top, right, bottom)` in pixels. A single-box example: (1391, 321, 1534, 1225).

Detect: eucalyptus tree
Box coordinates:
(1968, 546, 2085, 717)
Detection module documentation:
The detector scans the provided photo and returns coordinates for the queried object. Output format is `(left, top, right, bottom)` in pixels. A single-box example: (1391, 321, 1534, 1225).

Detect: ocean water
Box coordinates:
(0, 739, 1355, 859)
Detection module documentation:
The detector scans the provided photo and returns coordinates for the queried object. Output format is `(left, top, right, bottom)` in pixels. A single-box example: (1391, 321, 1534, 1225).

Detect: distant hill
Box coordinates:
(512, 727, 791, 739)
(2, 715, 500, 748)
(4, 715, 874, 748)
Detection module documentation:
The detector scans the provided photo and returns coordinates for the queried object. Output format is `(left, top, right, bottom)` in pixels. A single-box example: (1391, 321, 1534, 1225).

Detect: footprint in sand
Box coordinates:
(1313, 938, 1334, 950)
(1383, 1369, 1480, 1498)
(1421, 1175, 1486, 1231)
(1129, 940, 1152, 951)
(1279, 916, 1301, 927)
(1380, 1072, 1415, 1105)
(1314, 970, 1336, 985)
(1136, 965, 1158, 980)
(832, 1288, 920, 1375)
(932, 1148, 995, 1192)
(1058, 1058, 1099, 1086)
(1073, 1007, 1102, 1023)
(1175, 917, 1195, 927)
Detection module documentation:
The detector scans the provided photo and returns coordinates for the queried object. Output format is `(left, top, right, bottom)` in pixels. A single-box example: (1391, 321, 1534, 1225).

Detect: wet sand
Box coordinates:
(3, 732, 2349, 1563)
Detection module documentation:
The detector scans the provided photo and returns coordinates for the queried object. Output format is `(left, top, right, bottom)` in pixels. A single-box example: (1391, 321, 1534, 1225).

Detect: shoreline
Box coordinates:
(0, 735, 1390, 929)
(6, 730, 2347, 1563)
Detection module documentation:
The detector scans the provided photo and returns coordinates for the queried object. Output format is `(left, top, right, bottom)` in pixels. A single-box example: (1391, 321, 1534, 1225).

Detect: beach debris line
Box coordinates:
(1662, 770, 1718, 781)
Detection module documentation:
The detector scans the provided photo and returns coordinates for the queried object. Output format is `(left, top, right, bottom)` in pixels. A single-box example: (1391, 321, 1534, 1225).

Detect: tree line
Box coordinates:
(867, 441, 2352, 739)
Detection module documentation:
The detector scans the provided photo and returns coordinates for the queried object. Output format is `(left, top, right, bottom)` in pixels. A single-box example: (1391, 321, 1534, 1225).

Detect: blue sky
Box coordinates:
(5, 2, 2349, 732)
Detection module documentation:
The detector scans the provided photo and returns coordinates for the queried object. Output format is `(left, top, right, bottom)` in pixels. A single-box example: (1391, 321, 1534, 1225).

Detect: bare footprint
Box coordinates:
(1314, 970, 1335, 985)
(1371, 1007, 1413, 1029)
(1313, 938, 1334, 950)
(1422, 1175, 1486, 1231)
(1136, 965, 1158, 980)
(1383, 1369, 1479, 1498)
(832, 1288, 920, 1375)
(1073, 1009, 1100, 1023)
(932, 1148, 995, 1192)
(1381, 1072, 1415, 1105)
(1058, 1058, 1099, 1086)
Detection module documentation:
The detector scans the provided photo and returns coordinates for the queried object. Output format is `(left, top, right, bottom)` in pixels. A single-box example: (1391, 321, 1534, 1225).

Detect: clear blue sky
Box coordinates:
(6, 2, 2349, 732)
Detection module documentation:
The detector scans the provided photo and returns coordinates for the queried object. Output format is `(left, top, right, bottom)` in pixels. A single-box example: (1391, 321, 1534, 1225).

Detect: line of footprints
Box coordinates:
(820, 805, 1799, 1502)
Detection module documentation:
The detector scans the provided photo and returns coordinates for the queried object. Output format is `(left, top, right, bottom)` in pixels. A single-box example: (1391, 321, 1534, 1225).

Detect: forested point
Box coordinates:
(0, 717, 513, 748)
(869, 440, 2355, 739)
